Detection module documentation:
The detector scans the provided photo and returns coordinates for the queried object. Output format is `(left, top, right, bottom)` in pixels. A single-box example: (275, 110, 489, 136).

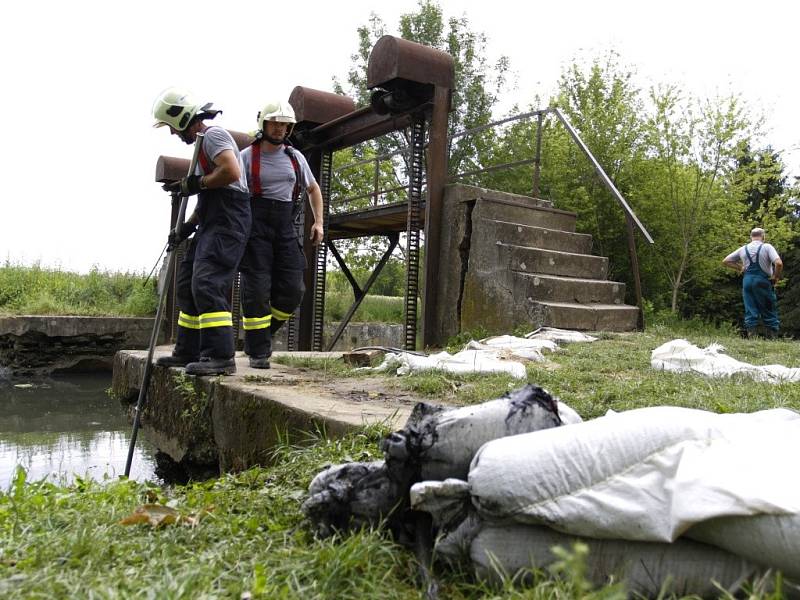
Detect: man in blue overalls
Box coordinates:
(723, 228, 784, 338)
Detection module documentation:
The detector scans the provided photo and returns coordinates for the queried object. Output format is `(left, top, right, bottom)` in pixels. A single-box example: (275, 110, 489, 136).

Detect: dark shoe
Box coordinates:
(745, 328, 757, 339)
(185, 357, 236, 376)
(249, 356, 271, 369)
(156, 354, 198, 368)
(766, 328, 779, 340)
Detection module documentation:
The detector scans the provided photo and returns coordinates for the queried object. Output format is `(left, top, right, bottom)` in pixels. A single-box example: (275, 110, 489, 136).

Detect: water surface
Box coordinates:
(0, 373, 158, 489)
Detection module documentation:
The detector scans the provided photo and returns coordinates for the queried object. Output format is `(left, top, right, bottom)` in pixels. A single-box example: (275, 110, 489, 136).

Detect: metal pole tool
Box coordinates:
(124, 132, 205, 478)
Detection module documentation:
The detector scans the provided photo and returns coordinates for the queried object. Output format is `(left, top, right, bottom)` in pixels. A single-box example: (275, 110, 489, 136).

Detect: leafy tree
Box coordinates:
(328, 0, 510, 289)
(334, 0, 509, 174)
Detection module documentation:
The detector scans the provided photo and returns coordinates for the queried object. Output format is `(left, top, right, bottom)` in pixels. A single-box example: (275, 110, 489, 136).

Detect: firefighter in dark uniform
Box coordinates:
(240, 99, 324, 368)
(151, 87, 251, 375)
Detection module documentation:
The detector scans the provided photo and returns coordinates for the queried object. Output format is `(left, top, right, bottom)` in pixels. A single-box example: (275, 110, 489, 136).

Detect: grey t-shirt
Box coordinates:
(724, 241, 781, 276)
(241, 144, 316, 201)
(193, 126, 248, 194)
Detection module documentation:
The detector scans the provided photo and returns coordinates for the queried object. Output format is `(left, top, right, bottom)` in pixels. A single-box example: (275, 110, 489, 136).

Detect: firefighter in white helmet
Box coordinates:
(151, 87, 251, 376)
(239, 99, 324, 368)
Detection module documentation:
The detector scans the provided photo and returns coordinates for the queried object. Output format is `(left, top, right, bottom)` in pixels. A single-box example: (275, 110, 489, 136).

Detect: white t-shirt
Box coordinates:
(724, 241, 781, 276)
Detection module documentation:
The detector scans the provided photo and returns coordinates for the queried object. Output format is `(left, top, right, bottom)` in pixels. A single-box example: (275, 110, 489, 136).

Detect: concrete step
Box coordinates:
(486, 218, 594, 254)
(473, 194, 577, 232)
(452, 184, 554, 209)
(513, 272, 626, 305)
(500, 243, 608, 280)
(531, 301, 640, 332)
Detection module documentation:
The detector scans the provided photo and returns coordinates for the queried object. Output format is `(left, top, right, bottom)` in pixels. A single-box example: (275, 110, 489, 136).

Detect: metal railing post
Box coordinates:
(373, 156, 380, 206)
(532, 112, 543, 198)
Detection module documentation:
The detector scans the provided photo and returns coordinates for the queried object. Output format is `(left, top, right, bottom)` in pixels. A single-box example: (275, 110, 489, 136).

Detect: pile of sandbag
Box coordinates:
(302, 384, 575, 538)
(357, 327, 598, 379)
(303, 386, 800, 597)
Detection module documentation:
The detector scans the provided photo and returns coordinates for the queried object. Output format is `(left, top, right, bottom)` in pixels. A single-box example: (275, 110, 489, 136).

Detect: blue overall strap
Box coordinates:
(745, 243, 762, 266)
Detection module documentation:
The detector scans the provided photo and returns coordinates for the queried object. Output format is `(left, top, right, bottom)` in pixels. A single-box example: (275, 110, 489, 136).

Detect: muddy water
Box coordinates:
(0, 374, 158, 489)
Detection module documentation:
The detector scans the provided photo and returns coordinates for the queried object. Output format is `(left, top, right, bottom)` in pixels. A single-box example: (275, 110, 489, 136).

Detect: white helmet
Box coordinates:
(257, 100, 296, 134)
(152, 87, 218, 131)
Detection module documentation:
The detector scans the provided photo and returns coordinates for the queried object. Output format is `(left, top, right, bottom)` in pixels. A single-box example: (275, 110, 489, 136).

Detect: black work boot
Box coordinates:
(185, 357, 236, 376)
(248, 356, 271, 369)
(156, 354, 198, 368)
(766, 328, 779, 340)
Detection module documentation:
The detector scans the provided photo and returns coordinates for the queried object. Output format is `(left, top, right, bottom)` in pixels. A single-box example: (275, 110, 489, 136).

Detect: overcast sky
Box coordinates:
(2, 0, 797, 273)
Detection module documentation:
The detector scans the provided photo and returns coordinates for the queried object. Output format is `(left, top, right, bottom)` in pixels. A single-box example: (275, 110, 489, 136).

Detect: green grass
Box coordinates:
(324, 292, 405, 324)
(1, 319, 797, 599)
(0, 262, 157, 317)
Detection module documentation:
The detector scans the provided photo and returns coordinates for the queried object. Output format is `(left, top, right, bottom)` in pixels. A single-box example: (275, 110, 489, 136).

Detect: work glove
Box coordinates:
(162, 175, 204, 196)
(167, 222, 197, 251)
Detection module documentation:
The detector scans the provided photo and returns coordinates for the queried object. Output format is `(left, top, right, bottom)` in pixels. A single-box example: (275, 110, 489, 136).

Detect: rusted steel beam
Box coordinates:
(295, 108, 415, 152)
(367, 35, 455, 91)
(421, 85, 451, 348)
(154, 130, 253, 182)
(289, 86, 356, 126)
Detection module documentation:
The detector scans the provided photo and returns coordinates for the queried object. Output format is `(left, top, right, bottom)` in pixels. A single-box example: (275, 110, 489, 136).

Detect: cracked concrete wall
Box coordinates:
(433, 185, 559, 340)
(0, 316, 157, 376)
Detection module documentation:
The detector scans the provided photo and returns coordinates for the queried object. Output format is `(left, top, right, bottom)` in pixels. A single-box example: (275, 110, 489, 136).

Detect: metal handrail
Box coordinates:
(326, 105, 654, 327)
(330, 107, 653, 241)
(548, 107, 653, 244)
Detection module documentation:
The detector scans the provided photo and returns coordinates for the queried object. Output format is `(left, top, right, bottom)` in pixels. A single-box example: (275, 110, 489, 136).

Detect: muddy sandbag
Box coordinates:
(470, 524, 770, 598)
(381, 384, 581, 483)
(301, 461, 401, 538)
(303, 385, 581, 539)
(468, 406, 800, 543)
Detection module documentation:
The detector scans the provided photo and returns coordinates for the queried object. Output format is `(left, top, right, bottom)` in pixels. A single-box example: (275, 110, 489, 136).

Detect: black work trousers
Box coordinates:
(239, 198, 306, 358)
(173, 189, 250, 360)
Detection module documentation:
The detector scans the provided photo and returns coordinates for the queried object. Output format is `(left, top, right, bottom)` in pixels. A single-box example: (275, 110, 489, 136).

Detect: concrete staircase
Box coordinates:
(432, 185, 640, 343)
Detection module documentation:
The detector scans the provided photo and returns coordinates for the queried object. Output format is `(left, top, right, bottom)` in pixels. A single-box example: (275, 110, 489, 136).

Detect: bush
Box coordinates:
(0, 262, 157, 317)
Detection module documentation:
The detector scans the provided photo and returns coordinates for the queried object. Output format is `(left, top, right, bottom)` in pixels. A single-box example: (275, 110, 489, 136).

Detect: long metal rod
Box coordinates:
(448, 158, 536, 182)
(532, 113, 543, 198)
(325, 233, 399, 351)
(449, 108, 546, 140)
(626, 214, 645, 330)
(328, 241, 363, 298)
(333, 146, 409, 173)
(550, 107, 653, 244)
(125, 132, 205, 478)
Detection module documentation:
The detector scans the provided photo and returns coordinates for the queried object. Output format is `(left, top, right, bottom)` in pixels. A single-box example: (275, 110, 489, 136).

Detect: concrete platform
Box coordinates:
(112, 346, 418, 475)
(0, 315, 156, 375)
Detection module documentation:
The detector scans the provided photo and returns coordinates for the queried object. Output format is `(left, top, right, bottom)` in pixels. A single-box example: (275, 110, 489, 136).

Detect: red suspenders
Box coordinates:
(250, 140, 301, 202)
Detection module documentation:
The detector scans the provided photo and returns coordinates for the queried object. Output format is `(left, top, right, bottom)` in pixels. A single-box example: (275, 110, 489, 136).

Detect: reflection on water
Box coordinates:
(0, 374, 158, 489)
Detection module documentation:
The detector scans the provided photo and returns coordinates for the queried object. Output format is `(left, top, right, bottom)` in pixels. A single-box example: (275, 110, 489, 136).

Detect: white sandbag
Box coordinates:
(411, 480, 797, 593)
(688, 513, 800, 579)
(466, 335, 558, 362)
(360, 348, 527, 378)
(470, 524, 769, 598)
(652, 338, 800, 383)
(525, 327, 597, 343)
(382, 385, 581, 482)
(468, 406, 800, 544)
